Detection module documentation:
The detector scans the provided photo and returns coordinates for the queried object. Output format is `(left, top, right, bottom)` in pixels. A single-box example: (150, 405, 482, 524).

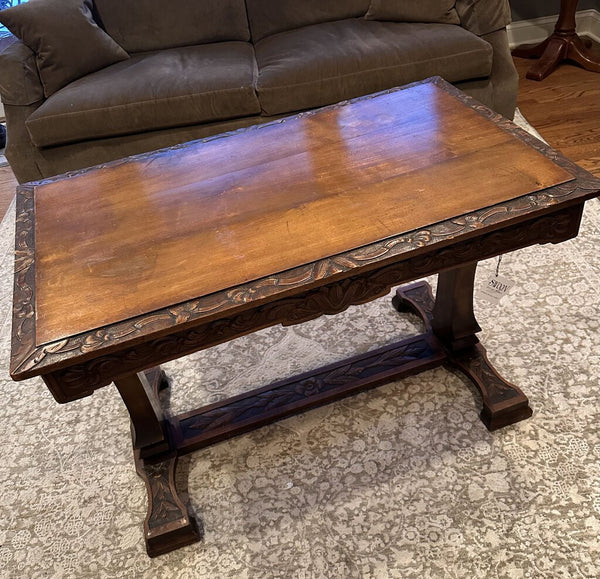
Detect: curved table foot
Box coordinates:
(512, 0, 600, 83)
(393, 277, 533, 431)
(119, 367, 202, 557)
(391, 281, 435, 330)
(134, 451, 202, 557)
(518, 37, 568, 81)
(451, 343, 533, 431)
(514, 34, 600, 81)
(512, 0, 600, 80)
(567, 34, 600, 73)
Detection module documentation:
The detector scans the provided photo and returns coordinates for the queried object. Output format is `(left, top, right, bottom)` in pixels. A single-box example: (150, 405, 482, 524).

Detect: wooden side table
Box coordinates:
(10, 78, 600, 557)
(512, 0, 600, 81)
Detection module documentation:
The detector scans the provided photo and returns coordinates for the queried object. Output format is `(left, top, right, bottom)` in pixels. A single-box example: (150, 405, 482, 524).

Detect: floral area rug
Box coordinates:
(0, 114, 598, 578)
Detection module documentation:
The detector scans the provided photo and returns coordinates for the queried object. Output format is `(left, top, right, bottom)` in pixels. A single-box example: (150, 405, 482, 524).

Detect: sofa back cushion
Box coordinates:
(365, 0, 460, 25)
(246, 0, 370, 42)
(454, 0, 511, 35)
(93, 0, 250, 53)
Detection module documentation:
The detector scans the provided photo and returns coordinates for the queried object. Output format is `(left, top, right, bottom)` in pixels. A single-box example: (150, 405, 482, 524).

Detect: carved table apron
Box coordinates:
(10, 78, 600, 557)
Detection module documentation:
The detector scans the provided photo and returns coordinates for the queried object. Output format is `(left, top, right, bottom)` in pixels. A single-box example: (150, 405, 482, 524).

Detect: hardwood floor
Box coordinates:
(0, 163, 17, 218)
(513, 55, 600, 178)
(0, 58, 598, 222)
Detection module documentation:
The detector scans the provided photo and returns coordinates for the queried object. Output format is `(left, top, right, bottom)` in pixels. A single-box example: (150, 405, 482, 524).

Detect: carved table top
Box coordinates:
(10, 77, 600, 397)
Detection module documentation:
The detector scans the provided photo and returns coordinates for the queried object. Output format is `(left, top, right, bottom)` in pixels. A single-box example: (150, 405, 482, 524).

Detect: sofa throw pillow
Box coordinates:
(0, 0, 129, 98)
(365, 0, 460, 25)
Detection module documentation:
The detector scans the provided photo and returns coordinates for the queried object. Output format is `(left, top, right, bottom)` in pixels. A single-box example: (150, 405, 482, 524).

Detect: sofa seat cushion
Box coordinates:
(26, 43, 260, 148)
(255, 18, 493, 116)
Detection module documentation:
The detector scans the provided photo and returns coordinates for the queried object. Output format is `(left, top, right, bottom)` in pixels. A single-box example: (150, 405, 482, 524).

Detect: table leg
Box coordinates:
(114, 369, 169, 455)
(114, 368, 201, 557)
(512, 0, 600, 81)
(429, 264, 532, 430)
(431, 263, 481, 353)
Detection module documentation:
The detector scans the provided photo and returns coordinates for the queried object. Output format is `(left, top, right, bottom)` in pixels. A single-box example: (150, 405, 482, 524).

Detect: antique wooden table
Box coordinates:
(10, 77, 600, 557)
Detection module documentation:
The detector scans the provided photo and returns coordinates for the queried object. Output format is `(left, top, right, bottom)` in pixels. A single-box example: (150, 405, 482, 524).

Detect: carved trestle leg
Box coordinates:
(393, 264, 533, 431)
(114, 368, 201, 557)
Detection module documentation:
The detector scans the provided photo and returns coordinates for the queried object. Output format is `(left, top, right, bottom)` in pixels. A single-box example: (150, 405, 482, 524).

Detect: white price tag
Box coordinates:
(477, 274, 515, 305)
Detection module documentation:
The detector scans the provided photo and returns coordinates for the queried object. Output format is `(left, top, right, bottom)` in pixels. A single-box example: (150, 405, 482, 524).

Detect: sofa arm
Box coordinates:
(0, 39, 44, 106)
(455, 0, 511, 36)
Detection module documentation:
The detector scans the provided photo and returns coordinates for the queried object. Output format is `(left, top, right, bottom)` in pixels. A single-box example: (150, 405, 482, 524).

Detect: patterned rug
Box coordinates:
(0, 115, 598, 578)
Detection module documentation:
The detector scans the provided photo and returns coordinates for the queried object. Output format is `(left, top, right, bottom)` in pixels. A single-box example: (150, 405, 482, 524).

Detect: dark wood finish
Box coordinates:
(394, 282, 533, 431)
(9, 77, 600, 557)
(17, 195, 589, 405)
(13, 80, 597, 390)
(171, 330, 445, 454)
(114, 369, 169, 455)
(431, 263, 481, 352)
(512, 0, 600, 81)
(133, 449, 202, 558)
(131, 368, 202, 557)
(129, 279, 532, 555)
(32, 82, 571, 345)
(452, 344, 533, 430)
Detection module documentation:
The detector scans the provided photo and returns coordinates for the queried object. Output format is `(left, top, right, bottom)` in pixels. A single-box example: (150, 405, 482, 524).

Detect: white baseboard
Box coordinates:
(508, 9, 600, 48)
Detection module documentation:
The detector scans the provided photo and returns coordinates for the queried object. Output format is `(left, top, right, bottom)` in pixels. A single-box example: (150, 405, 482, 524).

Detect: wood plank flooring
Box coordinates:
(513, 55, 599, 178)
(0, 163, 17, 218)
(0, 57, 598, 222)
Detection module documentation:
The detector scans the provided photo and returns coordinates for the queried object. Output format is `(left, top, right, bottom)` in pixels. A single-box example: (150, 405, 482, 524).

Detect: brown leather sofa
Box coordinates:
(0, 0, 517, 184)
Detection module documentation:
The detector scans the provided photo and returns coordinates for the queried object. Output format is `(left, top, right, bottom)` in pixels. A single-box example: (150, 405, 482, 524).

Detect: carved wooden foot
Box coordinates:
(393, 272, 533, 431)
(134, 451, 202, 557)
(451, 344, 533, 431)
(116, 367, 202, 556)
(391, 281, 435, 331)
(567, 34, 600, 73)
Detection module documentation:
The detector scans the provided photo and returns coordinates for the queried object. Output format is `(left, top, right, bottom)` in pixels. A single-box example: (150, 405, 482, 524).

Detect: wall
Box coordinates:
(511, 0, 598, 21)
